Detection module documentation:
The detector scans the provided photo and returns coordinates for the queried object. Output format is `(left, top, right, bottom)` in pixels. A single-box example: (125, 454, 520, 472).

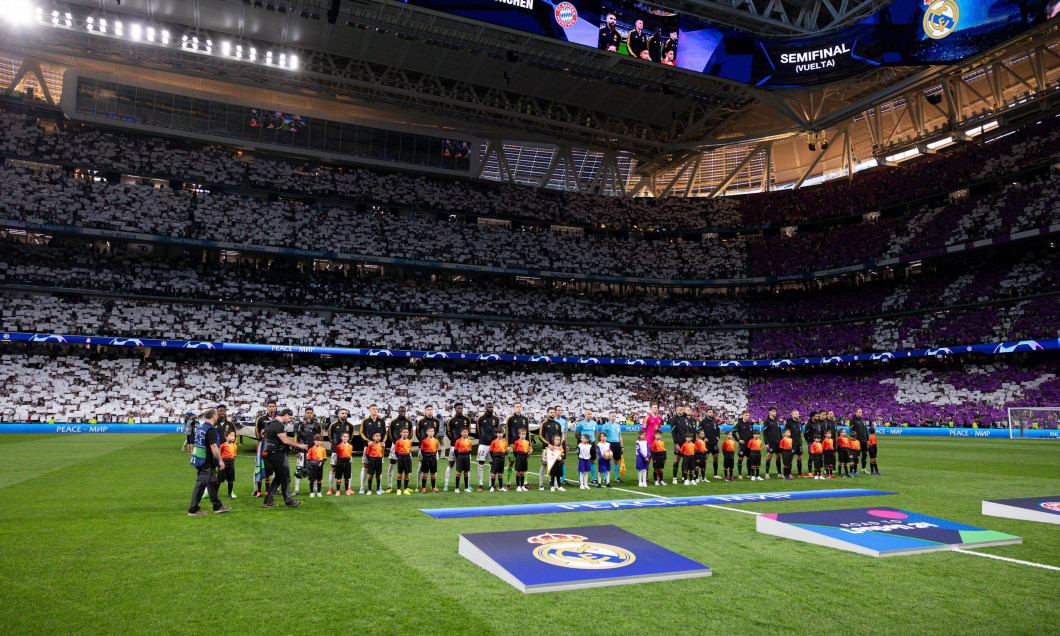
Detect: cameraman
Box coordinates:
(262, 408, 308, 508)
(293, 407, 321, 496)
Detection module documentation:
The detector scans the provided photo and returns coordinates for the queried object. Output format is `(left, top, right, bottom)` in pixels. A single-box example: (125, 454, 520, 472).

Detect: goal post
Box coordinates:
(1007, 407, 1060, 439)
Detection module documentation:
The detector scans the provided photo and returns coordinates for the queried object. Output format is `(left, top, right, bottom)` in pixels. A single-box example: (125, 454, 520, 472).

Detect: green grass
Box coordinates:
(1, 434, 1058, 634)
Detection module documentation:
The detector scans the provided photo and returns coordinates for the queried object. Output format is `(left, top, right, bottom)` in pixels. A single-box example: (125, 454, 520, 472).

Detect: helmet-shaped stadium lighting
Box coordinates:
(4, 0, 36, 27)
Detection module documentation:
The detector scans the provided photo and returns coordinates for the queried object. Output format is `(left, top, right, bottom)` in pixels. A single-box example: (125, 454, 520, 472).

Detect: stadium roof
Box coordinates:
(3, 0, 897, 155)
(5, 1, 1060, 193)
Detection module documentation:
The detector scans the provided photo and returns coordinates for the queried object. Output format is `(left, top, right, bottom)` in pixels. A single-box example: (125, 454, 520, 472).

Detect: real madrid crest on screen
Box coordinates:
(923, 0, 959, 39)
(459, 525, 710, 593)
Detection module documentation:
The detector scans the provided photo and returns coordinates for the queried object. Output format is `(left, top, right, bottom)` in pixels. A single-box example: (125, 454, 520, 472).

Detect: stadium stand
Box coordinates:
(2, 346, 1056, 428)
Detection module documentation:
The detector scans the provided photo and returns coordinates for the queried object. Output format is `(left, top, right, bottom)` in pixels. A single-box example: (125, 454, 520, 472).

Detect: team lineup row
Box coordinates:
(186, 402, 883, 513)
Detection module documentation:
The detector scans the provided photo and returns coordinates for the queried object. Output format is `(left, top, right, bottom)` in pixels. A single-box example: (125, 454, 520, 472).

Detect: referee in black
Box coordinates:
(262, 408, 307, 508)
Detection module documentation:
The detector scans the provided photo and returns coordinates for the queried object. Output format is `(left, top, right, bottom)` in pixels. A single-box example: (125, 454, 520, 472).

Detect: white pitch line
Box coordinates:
(606, 484, 666, 498)
(527, 470, 667, 498)
(953, 548, 1060, 571)
(706, 504, 763, 516)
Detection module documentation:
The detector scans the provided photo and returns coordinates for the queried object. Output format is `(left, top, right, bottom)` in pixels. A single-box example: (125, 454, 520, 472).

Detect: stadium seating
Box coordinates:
(1, 346, 1055, 428)
(3, 107, 1060, 232)
(2, 162, 1058, 281)
(2, 106, 1059, 432)
(2, 238, 1056, 327)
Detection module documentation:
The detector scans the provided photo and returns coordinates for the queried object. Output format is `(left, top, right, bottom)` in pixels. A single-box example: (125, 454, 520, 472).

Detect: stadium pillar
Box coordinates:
(760, 141, 773, 192)
(793, 129, 844, 190)
(708, 141, 767, 198)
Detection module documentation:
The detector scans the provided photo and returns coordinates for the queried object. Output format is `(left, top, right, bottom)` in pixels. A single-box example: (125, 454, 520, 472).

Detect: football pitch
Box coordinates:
(0, 434, 1057, 634)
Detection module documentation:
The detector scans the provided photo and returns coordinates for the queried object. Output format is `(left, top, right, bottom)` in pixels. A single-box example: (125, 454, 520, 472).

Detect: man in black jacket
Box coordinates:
(505, 403, 530, 474)
(822, 410, 838, 442)
(386, 406, 414, 493)
(537, 407, 564, 488)
(476, 403, 501, 491)
(804, 412, 824, 453)
(698, 408, 721, 479)
(732, 410, 755, 479)
(785, 410, 805, 477)
(293, 407, 321, 495)
(762, 407, 784, 479)
(670, 405, 694, 481)
(443, 403, 472, 491)
(359, 404, 387, 494)
(849, 408, 870, 471)
(262, 409, 307, 508)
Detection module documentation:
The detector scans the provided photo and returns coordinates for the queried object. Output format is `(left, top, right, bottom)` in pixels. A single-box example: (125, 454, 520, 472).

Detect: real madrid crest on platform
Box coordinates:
(527, 532, 635, 570)
(458, 525, 710, 593)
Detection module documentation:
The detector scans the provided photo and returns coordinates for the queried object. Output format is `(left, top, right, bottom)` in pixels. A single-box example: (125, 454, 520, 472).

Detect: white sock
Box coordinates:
(294, 477, 300, 491)
(477, 463, 484, 488)
(328, 472, 335, 490)
(604, 472, 610, 484)
(359, 468, 366, 491)
(445, 464, 452, 486)
(387, 463, 394, 489)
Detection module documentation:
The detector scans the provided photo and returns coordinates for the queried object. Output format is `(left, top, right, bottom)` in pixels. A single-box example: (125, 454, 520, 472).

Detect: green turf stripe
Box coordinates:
(0, 434, 164, 489)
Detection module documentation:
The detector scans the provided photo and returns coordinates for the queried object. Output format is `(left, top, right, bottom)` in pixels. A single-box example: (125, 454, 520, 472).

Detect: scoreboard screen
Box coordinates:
(403, 0, 1059, 87)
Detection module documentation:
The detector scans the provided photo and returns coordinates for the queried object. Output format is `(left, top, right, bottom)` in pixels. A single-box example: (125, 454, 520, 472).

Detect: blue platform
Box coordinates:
(423, 488, 896, 519)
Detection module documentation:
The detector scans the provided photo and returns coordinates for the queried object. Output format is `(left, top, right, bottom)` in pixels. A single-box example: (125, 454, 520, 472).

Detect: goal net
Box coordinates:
(1007, 407, 1060, 439)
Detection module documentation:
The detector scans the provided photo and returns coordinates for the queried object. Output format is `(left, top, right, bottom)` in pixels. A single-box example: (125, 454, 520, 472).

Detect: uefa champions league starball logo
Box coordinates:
(528, 533, 635, 570)
(923, 0, 959, 39)
(554, 2, 578, 28)
(1041, 502, 1060, 513)
(30, 334, 67, 343)
(992, 341, 1044, 354)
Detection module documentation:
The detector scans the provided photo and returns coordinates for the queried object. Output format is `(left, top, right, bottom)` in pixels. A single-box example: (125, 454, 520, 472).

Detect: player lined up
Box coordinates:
(227, 401, 882, 499)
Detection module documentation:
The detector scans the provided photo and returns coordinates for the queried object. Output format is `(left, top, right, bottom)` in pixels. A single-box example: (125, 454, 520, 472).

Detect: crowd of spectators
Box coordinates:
(2, 346, 1055, 429)
(3, 107, 1060, 232)
(3, 237, 1056, 327)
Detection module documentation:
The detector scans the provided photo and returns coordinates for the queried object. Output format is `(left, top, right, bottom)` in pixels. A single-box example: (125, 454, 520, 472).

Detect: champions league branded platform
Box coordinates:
(458, 525, 711, 593)
(982, 496, 1060, 525)
(756, 507, 1022, 557)
(422, 488, 895, 518)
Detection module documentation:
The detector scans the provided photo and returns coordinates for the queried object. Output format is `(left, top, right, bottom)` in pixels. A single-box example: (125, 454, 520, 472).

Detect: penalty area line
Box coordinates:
(952, 549, 1060, 571)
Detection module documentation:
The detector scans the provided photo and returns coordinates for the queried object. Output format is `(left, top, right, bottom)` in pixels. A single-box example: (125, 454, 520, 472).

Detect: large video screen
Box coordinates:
(406, 0, 1058, 87)
(403, 0, 601, 46)
(596, 1, 679, 65)
(680, 0, 1059, 87)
